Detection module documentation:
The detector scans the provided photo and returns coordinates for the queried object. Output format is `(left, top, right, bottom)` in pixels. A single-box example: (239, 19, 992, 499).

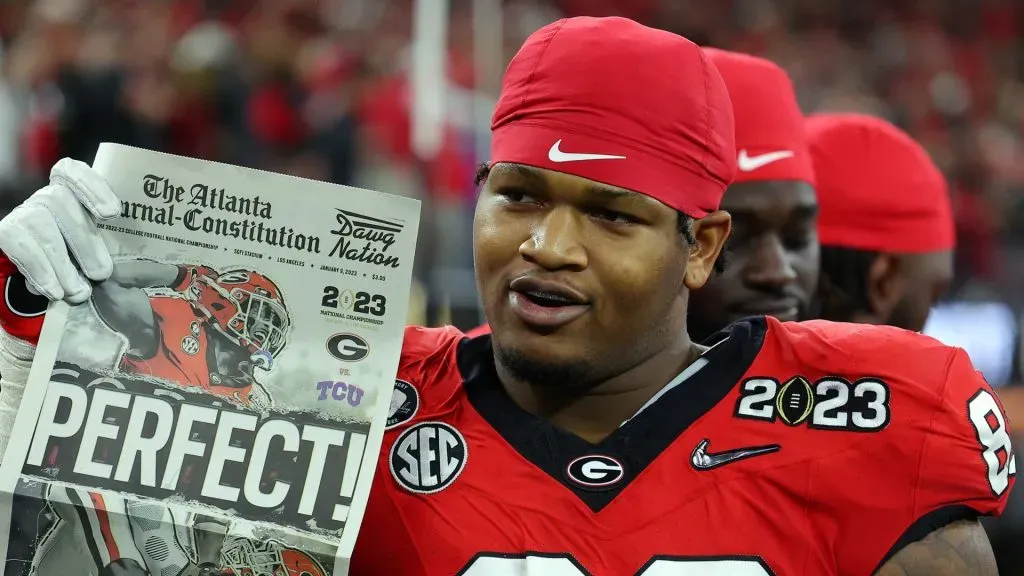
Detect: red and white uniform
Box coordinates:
(351, 318, 1015, 576)
(119, 295, 212, 385)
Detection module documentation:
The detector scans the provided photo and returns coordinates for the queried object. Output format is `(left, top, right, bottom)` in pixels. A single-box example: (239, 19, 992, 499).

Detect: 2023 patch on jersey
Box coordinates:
(349, 318, 1015, 576)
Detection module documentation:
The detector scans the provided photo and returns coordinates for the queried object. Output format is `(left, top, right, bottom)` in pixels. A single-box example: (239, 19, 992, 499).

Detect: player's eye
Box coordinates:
(783, 228, 815, 250)
(496, 187, 539, 204)
(590, 208, 638, 225)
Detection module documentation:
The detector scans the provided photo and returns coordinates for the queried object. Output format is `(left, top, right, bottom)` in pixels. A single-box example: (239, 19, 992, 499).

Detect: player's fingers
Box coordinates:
(30, 183, 114, 282)
(11, 204, 92, 302)
(0, 208, 67, 301)
(49, 157, 121, 221)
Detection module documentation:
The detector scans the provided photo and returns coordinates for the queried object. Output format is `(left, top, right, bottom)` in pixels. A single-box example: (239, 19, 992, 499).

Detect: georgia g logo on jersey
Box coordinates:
(565, 454, 625, 489)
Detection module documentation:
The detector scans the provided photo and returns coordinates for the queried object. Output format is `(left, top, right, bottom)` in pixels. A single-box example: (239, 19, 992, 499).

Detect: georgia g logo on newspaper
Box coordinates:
(326, 332, 370, 362)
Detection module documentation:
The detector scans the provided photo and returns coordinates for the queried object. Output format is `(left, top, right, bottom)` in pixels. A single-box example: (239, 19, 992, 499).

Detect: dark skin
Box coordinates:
(852, 250, 954, 332)
(474, 162, 729, 443)
(876, 520, 998, 576)
(688, 180, 819, 342)
(473, 162, 999, 575)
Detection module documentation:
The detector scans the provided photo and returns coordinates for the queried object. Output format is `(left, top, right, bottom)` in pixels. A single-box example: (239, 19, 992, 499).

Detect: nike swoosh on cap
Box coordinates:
(548, 140, 627, 163)
(737, 149, 794, 172)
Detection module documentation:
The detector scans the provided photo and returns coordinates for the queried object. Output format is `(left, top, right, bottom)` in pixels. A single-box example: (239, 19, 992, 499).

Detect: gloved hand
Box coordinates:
(0, 157, 120, 304)
(0, 157, 119, 454)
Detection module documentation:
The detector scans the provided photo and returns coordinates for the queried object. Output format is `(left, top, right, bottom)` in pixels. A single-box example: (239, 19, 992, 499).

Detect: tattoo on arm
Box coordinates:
(875, 520, 998, 576)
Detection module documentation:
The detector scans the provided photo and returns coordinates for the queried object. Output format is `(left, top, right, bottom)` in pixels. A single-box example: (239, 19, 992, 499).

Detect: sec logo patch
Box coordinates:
(181, 336, 200, 355)
(386, 379, 419, 429)
(390, 421, 467, 494)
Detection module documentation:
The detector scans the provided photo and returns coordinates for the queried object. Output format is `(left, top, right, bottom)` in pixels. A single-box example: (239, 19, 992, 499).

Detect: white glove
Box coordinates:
(0, 157, 120, 304)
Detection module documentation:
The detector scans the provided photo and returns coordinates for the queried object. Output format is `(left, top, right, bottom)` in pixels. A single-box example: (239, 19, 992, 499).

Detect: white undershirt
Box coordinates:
(620, 337, 726, 427)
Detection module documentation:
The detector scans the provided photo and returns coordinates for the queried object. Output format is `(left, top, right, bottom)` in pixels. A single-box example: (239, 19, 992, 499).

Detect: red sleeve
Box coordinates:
(832, 347, 1017, 574)
(0, 252, 47, 345)
(465, 324, 491, 338)
(915, 347, 1016, 513)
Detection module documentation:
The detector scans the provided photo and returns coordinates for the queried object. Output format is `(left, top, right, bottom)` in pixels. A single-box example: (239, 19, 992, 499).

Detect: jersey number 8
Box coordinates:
(459, 555, 773, 575)
(968, 389, 1016, 496)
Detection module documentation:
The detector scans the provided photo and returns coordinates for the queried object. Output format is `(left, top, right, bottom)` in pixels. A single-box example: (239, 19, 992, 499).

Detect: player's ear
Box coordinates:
(865, 252, 905, 320)
(683, 210, 731, 290)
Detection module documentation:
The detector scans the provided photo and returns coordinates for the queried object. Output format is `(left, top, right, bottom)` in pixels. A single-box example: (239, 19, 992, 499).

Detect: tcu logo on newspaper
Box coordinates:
(22, 364, 373, 534)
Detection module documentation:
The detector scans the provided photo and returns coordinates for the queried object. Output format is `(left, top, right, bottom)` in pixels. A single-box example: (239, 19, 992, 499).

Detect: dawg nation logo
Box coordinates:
(328, 209, 405, 268)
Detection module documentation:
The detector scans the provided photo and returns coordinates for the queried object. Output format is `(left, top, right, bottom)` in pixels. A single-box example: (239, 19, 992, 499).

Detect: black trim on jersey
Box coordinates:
(459, 317, 767, 513)
(455, 552, 590, 576)
(4, 273, 48, 317)
(874, 504, 979, 573)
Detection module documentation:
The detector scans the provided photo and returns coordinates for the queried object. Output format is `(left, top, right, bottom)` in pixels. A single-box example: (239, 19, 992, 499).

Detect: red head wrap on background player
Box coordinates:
(490, 17, 737, 217)
(702, 48, 815, 187)
(806, 113, 955, 253)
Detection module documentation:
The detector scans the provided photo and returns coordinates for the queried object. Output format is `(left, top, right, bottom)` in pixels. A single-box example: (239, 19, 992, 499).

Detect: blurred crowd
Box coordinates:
(1, 0, 1024, 317)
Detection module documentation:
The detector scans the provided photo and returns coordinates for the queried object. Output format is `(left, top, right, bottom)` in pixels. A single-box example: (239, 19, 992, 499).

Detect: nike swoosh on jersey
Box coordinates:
(548, 140, 627, 163)
(690, 438, 780, 471)
(737, 149, 794, 172)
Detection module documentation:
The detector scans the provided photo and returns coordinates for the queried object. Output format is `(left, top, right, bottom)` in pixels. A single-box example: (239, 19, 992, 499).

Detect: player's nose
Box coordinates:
(519, 207, 588, 271)
(745, 235, 798, 288)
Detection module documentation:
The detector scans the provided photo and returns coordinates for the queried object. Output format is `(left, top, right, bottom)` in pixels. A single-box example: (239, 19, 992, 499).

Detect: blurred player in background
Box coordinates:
(685, 48, 819, 341)
(808, 112, 1024, 576)
(806, 113, 954, 332)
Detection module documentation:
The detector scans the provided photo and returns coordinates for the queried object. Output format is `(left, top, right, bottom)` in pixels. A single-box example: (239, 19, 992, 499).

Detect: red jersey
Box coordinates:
(117, 293, 251, 400)
(0, 258, 251, 402)
(0, 257, 46, 344)
(351, 317, 1016, 576)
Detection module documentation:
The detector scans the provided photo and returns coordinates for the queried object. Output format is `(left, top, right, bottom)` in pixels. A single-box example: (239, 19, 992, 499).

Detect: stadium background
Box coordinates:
(1, 0, 1024, 572)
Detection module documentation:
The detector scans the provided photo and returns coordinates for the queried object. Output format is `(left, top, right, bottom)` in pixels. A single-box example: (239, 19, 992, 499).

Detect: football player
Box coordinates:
(806, 112, 1024, 575)
(686, 48, 819, 342)
(465, 47, 820, 341)
(0, 16, 1015, 576)
(805, 113, 954, 332)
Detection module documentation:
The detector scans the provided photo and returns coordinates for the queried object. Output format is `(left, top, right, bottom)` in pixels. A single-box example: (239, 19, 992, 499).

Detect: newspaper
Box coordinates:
(0, 144, 421, 576)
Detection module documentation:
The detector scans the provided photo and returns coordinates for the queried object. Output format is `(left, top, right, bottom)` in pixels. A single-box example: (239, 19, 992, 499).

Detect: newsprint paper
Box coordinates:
(0, 143, 421, 576)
